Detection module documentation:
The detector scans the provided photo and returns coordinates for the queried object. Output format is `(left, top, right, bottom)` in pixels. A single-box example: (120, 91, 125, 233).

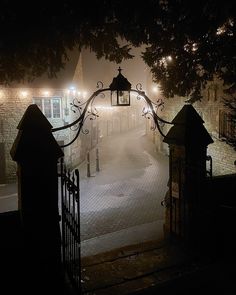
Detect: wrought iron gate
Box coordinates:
(59, 158, 81, 293)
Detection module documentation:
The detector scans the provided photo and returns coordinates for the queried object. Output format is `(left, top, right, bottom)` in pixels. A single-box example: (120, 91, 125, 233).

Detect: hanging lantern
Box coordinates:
(109, 67, 131, 106)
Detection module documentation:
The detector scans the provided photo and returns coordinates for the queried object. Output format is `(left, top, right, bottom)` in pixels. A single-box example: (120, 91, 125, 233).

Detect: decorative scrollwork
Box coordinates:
(70, 97, 87, 116)
(136, 90, 170, 136)
(52, 78, 173, 148)
(70, 122, 80, 132)
(156, 98, 164, 110)
(81, 128, 89, 135)
(68, 91, 100, 136)
(98, 92, 106, 99)
(142, 107, 152, 119)
(135, 83, 145, 101)
(142, 107, 156, 131)
(97, 81, 104, 90)
(136, 83, 142, 91)
(71, 105, 99, 135)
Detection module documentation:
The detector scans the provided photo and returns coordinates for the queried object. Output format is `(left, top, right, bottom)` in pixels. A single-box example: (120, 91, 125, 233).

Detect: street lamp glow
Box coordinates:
(20, 90, 28, 98)
(42, 90, 50, 96)
(152, 85, 160, 93)
(0, 90, 4, 98)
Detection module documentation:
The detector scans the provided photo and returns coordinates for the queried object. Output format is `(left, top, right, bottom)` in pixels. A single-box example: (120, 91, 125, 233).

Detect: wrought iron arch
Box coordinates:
(52, 72, 173, 147)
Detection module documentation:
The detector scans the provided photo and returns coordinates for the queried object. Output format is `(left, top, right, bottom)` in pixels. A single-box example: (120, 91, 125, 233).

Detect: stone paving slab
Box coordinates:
(81, 220, 164, 257)
(80, 239, 211, 295)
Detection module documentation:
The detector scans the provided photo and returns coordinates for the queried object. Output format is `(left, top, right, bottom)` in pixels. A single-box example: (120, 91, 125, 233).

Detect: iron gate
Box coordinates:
(59, 158, 81, 293)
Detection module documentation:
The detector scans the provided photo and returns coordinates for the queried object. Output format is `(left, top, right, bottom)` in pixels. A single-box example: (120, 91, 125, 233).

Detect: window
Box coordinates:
(207, 84, 218, 101)
(219, 110, 235, 142)
(33, 97, 62, 119)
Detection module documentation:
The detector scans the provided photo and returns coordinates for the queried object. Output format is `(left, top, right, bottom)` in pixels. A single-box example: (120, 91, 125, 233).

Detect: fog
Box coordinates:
(82, 46, 149, 94)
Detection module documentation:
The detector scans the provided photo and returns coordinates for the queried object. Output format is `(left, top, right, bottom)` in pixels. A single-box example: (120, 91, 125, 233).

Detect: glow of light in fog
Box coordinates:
(67, 87, 87, 98)
(152, 84, 161, 93)
(42, 90, 50, 96)
(0, 90, 4, 104)
(20, 90, 28, 98)
(96, 105, 115, 111)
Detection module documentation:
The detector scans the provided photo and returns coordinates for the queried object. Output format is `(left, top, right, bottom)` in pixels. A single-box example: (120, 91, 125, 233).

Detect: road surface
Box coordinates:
(76, 126, 169, 255)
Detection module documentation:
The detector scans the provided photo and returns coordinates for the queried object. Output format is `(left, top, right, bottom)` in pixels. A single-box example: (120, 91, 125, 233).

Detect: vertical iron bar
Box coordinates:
(67, 169, 70, 276)
(72, 172, 76, 286)
(169, 148, 173, 235)
(75, 169, 81, 293)
(60, 160, 81, 292)
(60, 158, 66, 266)
(174, 199, 177, 234)
(68, 170, 72, 277)
(178, 159, 182, 237)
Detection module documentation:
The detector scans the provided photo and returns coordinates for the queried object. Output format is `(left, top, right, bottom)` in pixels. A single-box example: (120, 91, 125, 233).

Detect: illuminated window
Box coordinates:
(33, 97, 62, 119)
(219, 110, 235, 142)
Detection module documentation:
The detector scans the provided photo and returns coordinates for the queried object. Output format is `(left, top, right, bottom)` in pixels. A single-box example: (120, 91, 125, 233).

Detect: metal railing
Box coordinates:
(60, 158, 81, 293)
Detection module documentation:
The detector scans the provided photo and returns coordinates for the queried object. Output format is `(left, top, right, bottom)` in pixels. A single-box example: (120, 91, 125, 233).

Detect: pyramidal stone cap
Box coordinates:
(11, 104, 64, 162)
(163, 104, 213, 146)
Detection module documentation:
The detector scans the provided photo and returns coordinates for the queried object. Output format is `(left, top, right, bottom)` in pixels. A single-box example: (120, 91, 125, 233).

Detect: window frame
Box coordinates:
(33, 97, 62, 119)
(219, 109, 235, 142)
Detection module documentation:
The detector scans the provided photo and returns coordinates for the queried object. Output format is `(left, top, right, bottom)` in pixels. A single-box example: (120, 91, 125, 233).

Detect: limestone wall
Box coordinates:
(0, 87, 76, 183)
(146, 78, 236, 176)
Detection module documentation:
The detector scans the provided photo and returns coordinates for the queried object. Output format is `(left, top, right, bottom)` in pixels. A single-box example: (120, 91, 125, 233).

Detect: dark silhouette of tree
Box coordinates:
(1, 1, 235, 105)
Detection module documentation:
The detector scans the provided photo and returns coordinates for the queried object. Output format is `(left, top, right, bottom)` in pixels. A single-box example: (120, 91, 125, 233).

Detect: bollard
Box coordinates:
(87, 151, 91, 177)
(96, 147, 100, 172)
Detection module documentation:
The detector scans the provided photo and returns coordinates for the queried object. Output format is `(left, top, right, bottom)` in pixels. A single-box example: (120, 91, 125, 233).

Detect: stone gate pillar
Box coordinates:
(163, 104, 213, 245)
(10, 104, 64, 291)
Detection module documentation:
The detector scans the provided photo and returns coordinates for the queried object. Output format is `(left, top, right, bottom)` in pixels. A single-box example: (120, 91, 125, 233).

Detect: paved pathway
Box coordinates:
(77, 126, 169, 256)
(0, 183, 17, 213)
(0, 126, 169, 257)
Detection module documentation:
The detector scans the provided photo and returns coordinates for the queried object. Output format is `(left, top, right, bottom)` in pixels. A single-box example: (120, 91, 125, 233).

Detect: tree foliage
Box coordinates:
(0, 0, 236, 105)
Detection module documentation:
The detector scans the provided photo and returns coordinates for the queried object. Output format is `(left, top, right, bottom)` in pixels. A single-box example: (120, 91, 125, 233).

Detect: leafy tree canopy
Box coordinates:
(1, 0, 236, 103)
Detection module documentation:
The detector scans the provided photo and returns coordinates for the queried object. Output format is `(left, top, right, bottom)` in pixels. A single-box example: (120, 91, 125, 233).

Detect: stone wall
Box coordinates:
(146, 77, 236, 176)
(0, 86, 147, 183)
(0, 87, 75, 183)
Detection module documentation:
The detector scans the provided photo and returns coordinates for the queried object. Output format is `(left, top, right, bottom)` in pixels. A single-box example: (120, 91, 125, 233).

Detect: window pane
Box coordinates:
(118, 91, 129, 105)
(52, 98, 61, 118)
(44, 99, 52, 118)
(33, 98, 42, 111)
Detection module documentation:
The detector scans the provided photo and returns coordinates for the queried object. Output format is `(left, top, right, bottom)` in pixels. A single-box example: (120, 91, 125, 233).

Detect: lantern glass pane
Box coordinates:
(111, 91, 117, 106)
(118, 91, 129, 105)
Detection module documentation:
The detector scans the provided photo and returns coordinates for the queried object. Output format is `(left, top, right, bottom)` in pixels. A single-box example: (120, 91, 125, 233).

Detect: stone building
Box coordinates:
(0, 51, 85, 184)
(146, 75, 236, 176)
(0, 50, 146, 184)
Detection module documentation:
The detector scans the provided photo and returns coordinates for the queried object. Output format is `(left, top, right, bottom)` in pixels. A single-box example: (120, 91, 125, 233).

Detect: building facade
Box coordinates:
(0, 86, 84, 183)
(0, 53, 146, 184)
(146, 75, 236, 176)
(0, 52, 86, 184)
